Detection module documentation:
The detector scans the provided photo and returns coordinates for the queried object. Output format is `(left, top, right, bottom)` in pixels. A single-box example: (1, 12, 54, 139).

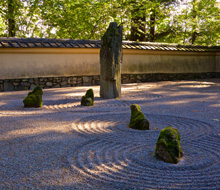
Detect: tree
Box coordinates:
(130, 0, 147, 41)
(0, 0, 219, 45)
(7, 0, 16, 36)
(174, 0, 220, 45)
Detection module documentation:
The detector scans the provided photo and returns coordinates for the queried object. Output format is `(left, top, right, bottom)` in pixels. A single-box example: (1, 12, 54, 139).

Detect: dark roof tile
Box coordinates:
(0, 38, 219, 52)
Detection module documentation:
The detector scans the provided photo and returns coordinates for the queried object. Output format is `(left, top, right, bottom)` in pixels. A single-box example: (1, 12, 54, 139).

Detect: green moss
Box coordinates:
(81, 88, 94, 106)
(129, 104, 149, 130)
(155, 126, 183, 164)
(23, 86, 43, 108)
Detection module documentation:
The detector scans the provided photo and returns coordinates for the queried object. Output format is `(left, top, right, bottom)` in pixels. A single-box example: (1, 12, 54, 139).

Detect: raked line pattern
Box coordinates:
(69, 113, 220, 189)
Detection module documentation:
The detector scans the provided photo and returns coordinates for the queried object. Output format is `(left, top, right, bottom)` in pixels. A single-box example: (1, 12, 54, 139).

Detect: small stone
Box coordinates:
(81, 89, 94, 106)
(129, 104, 149, 130)
(155, 126, 183, 164)
(39, 81, 45, 85)
(53, 84, 60, 88)
(23, 86, 43, 108)
(72, 78, 77, 85)
(22, 82, 30, 87)
(4, 82, 14, 91)
(68, 78, 71, 84)
(61, 81, 68, 86)
(13, 82, 20, 86)
(137, 75, 142, 80)
(83, 76, 91, 83)
(30, 84, 35, 90)
(46, 82, 53, 87)
(29, 79, 34, 83)
(83, 83, 92, 86)
(64, 84, 71, 87)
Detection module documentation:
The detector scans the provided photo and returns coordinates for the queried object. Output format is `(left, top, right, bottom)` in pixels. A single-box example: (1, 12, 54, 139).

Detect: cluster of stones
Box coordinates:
(0, 76, 100, 92)
(23, 87, 95, 108)
(24, 22, 182, 165)
(0, 73, 218, 92)
(129, 104, 183, 164)
(121, 72, 218, 83)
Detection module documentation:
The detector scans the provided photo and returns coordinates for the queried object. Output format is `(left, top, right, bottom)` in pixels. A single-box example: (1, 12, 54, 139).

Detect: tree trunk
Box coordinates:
(149, 10, 156, 42)
(8, 0, 16, 37)
(130, 2, 146, 41)
(191, 0, 197, 44)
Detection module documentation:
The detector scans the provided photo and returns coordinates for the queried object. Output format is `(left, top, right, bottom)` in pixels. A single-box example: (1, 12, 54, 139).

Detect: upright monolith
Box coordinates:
(100, 22, 123, 99)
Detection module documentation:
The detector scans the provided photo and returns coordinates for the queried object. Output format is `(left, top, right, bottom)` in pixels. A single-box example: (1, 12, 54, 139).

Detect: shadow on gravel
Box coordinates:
(1, 79, 220, 189)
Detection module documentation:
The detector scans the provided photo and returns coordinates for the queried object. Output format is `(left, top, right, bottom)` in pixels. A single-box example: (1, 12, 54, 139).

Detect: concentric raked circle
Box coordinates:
(68, 135, 220, 189)
(71, 113, 215, 142)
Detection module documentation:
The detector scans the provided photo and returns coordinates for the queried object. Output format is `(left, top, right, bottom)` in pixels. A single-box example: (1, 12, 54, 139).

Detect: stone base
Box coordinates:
(0, 72, 219, 92)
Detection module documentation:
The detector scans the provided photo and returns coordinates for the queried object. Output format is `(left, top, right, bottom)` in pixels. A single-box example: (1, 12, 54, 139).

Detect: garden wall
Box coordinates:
(216, 53, 220, 72)
(0, 48, 219, 91)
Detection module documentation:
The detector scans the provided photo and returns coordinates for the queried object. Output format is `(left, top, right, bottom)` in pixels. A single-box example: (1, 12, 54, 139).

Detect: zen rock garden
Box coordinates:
(23, 85, 183, 164)
(3, 22, 219, 189)
(22, 23, 183, 164)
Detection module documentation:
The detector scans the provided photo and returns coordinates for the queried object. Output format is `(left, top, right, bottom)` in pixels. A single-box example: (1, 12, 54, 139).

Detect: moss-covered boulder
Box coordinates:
(81, 89, 94, 106)
(129, 104, 149, 130)
(23, 86, 43, 108)
(155, 126, 183, 164)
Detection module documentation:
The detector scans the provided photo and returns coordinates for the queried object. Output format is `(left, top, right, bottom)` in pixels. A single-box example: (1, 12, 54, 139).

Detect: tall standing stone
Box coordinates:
(100, 22, 123, 99)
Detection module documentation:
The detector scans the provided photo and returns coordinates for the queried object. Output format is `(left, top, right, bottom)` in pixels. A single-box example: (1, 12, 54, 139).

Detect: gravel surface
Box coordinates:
(0, 79, 220, 189)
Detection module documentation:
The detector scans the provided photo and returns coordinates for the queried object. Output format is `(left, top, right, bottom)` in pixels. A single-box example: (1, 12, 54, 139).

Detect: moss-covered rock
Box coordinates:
(129, 104, 149, 130)
(23, 86, 43, 108)
(155, 126, 183, 164)
(81, 89, 94, 106)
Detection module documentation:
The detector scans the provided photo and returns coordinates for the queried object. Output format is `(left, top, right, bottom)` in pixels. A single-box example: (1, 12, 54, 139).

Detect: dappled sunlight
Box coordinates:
(179, 82, 215, 88)
(210, 103, 220, 107)
(0, 101, 7, 106)
(84, 161, 129, 175)
(3, 125, 71, 139)
(123, 83, 155, 89)
(71, 121, 118, 135)
(1, 79, 220, 189)
(61, 92, 84, 97)
(161, 100, 192, 105)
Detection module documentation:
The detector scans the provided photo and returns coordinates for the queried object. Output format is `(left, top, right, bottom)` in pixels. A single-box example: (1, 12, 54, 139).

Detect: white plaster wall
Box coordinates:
(0, 53, 100, 79)
(0, 49, 217, 79)
(122, 54, 216, 74)
(216, 53, 220, 72)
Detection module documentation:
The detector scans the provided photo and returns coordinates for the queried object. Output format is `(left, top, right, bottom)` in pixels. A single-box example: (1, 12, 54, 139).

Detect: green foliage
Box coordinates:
(129, 104, 149, 130)
(0, 0, 219, 45)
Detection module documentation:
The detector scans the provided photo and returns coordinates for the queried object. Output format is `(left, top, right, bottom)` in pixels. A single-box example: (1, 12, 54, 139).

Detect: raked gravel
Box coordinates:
(0, 79, 220, 189)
